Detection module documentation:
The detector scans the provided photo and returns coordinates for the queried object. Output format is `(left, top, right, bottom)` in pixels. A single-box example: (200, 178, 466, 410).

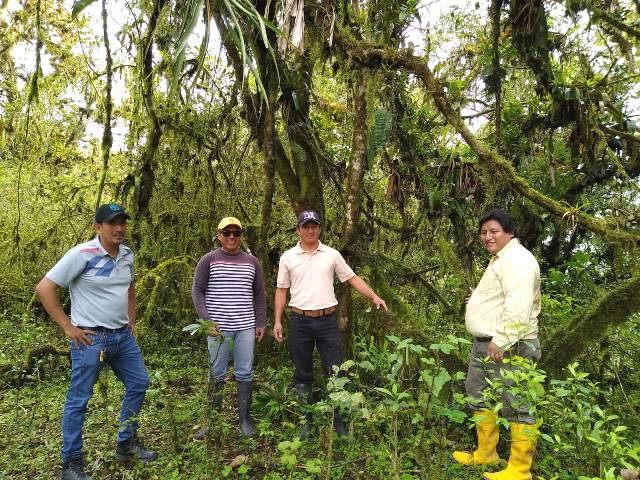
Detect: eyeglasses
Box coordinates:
(220, 229, 243, 238)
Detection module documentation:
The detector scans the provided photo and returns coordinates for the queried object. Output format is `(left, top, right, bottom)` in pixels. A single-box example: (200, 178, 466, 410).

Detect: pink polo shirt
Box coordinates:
(276, 241, 355, 310)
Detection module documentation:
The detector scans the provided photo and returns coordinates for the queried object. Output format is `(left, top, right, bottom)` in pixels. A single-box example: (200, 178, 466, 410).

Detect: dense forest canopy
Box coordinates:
(1, 0, 640, 478)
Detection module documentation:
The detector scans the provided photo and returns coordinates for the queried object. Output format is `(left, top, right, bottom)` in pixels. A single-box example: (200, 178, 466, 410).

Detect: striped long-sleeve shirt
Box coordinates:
(192, 248, 267, 331)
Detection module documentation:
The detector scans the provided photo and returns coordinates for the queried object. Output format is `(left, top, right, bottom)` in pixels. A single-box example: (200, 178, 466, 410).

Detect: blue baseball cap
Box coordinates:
(95, 203, 130, 223)
(297, 210, 321, 226)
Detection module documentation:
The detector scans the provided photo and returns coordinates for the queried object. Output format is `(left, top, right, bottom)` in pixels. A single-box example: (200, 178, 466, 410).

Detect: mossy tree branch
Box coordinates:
(211, 4, 325, 217)
(377, 253, 456, 315)
(343, 70, 369, 251)
(584, 3, 640, 40)
(339, 70, 369, 354)
(509, 0, 554, 92)
(543, 276, 640, 375)
(489, 0, 502, 152)
(336, 32, 640, 245)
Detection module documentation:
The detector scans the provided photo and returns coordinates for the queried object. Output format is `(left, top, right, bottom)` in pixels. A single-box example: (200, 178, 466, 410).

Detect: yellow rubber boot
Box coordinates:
(452, 410, 501, 466)
(483, 422, 537, 480)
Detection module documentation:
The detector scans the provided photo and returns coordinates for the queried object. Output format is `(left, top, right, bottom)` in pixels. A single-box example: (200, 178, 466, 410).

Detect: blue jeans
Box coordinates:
(61, 328, 150, 462)
(208, 328, 255, 382)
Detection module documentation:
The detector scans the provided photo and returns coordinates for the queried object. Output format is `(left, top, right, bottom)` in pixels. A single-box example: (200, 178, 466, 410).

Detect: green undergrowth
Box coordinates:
(1, 315, 639, 480)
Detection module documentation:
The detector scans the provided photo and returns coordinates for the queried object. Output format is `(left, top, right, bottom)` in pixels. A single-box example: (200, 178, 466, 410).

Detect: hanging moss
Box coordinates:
(336, 32, 640, 245)
(137, 256, 195, 331)
(508, 0, 554, 93)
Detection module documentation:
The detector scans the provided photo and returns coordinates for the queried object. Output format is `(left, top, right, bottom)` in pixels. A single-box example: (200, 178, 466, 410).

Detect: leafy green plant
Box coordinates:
(325, 360, 369, 438)
(254, 366, 297, 423)
(478, 358, 640, 479)
(385, 335, 428, 383)
(277, 438, 302, 470)
(421, 335, 470, 423)
(372, 383, 414, 479)
(540, 363, 640, 479)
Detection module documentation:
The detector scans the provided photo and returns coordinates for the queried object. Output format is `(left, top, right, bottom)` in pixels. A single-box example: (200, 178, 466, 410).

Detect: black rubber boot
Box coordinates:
(237, 381, 254, 437)
(60, 456, 93, 480)
(194, 380, 225, 440)
(115, 434, 157, 462)
(211, 379, 225, 410)
(295, 383, 313, 439)
(334, 411, 347, 437)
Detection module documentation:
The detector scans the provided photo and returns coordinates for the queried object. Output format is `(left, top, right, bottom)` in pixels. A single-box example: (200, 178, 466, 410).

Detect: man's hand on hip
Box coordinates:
(64, 325, 95, 348)
(465, 287, 475, 304)
(273, 322, 284, 343)
(256, 327, 266, 342)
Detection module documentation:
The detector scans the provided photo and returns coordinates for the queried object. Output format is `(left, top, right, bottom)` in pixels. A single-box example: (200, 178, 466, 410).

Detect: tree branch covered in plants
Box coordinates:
(335, 32, 640, 245)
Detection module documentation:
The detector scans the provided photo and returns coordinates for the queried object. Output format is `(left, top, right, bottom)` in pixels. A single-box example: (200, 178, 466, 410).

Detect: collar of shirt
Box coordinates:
(94, 235, 131, 260)
(491, 237, 520, 262)
(294, 241, 327, 255)
(217, 247, 242, 257)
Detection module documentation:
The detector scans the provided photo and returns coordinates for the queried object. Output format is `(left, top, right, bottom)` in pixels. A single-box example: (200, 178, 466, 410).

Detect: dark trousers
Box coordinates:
(288, 312, 343, 384)
(465, 338, 541, 424)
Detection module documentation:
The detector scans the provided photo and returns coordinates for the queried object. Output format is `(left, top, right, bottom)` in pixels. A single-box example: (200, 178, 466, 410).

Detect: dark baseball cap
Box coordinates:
(95, 203, 131, 223)
(297, 210, 321, 226)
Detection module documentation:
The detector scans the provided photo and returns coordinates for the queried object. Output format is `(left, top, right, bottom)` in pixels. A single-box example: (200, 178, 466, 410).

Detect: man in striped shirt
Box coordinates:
(192, 216, 267, 438)
(453, 209, 541, 480)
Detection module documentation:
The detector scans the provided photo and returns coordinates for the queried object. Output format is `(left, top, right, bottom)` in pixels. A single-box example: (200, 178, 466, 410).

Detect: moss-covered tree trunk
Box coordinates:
(211, 4, 326, 229)
(95, 0, 113, 210)
(131, 0, 166, 246)
(339, 70, 369, 357)
(543, 276, 640, 375)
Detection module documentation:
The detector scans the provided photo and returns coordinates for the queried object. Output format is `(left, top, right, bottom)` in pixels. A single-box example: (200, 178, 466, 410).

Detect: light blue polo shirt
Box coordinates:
(46, 236, 134, 329)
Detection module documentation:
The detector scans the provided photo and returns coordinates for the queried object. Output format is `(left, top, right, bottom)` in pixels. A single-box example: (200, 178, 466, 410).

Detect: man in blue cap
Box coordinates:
(36, 203, 155, 480)
(273, 210, 387, 437)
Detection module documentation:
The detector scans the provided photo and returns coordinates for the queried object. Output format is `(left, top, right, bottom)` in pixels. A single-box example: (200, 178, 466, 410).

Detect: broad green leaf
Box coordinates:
(305, 459, 322, 474)
(169, 0, 204, 100)
(437, 407, 467, 423)
(71, 0, 98, 18)
(430, 342, 455, 354)
(374, 387, 392, 397)
(358, 360, 375, 371)
(430, 368, 452, 397)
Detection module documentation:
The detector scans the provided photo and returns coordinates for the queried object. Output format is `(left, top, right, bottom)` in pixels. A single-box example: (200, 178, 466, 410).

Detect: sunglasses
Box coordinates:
(220, 229, 243, 238)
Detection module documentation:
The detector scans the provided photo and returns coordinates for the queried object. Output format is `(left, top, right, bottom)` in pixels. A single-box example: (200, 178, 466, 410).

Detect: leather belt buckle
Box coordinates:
(292, 306, 336, 317)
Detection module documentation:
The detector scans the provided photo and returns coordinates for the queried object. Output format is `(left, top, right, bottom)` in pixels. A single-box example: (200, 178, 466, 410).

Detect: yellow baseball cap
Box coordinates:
(217, 216, 242, 230)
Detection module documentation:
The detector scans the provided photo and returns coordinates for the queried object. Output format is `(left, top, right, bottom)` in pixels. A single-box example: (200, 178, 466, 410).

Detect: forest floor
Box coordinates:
(0, 315, 528, 480)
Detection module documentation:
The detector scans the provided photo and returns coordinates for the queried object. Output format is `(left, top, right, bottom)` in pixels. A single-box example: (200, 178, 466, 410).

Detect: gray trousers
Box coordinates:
(465, 338, 541, 424)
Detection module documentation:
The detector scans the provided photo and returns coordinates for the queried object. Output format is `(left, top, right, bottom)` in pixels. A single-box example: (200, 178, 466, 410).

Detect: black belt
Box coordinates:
(76, 325, 128, 333)
(475, 337, 492, 343)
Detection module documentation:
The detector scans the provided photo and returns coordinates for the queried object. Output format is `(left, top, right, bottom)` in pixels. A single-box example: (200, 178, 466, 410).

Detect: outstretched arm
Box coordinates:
(347, 275, 388, 311)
